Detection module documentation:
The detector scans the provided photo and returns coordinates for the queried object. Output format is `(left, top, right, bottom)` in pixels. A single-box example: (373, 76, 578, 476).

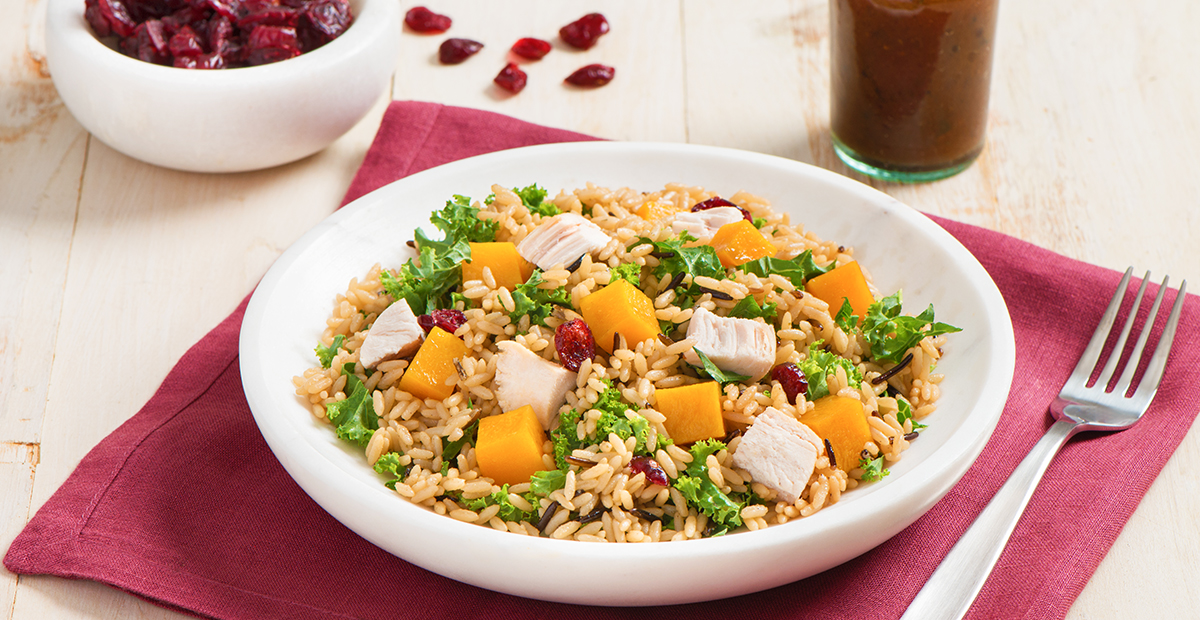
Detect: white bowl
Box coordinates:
(43, 0, 399, 173)
(240, 142, 1016, 605)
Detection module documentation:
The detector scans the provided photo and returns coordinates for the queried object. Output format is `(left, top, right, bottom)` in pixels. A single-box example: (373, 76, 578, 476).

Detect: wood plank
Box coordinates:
(0, 0, 88, 445)
(1, 444, 39, 620)
(392, 0, 688, 141)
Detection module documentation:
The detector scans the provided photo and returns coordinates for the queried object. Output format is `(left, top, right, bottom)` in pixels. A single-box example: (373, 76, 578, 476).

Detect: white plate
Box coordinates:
(240, 142, 1015, 606)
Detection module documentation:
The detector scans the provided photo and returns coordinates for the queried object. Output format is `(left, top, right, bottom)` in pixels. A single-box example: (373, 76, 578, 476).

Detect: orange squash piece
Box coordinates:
(804, 261, 874, 325)
(578, 279, 660, 353)
(397, 327, 469, 401)
(476, 405, 549, 486)
(709, 220, 777, 268)
(635, 200, 676, 221)
(799, 395, 873, 472)
(655, 381, 725, 445)
(462, 242, 534, 291)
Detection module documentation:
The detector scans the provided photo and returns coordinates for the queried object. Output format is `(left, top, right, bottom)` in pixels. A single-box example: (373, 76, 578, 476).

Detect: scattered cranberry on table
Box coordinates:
(564, 63, 615, 87)
(404, 5, 451, 33)
(84, 0, 353, 68)
(493, 62, 528, 93)
(438, 37, 483, 64)
(559, 12, 608, 50)
(510, 37, 551, 60)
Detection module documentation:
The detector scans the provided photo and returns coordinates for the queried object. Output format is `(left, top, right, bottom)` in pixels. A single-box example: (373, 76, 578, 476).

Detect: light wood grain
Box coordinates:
(2, 0, 1198, 618)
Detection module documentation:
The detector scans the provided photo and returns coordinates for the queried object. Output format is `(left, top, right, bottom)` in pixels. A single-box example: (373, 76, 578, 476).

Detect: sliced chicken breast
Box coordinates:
(670, 207, 746, 243)
(731, 407, 824, 503)
(359, 299, 424, 369)
(516, 212, 611, 270)
(683, 306, 776, 381)
(493, 340, 577, 429)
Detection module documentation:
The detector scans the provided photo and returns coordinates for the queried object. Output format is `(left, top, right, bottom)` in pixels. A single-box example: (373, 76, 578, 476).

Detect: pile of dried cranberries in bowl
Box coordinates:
(84, 0, 355, 69)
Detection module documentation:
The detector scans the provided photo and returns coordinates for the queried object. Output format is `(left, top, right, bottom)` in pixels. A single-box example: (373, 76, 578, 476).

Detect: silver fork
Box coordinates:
(900, 267, 1187, 620)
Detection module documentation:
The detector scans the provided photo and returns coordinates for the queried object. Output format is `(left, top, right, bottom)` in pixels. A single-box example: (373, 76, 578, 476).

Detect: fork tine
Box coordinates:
(1066, 267, 1133, 388)
(1112, 274, 1169, 396)
(1130, 279, 1187, 407)
(1094, 270, 1151, 390)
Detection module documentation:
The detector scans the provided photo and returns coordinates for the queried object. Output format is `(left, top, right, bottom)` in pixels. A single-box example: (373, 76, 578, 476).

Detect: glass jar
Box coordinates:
(830, 0, 999, 182)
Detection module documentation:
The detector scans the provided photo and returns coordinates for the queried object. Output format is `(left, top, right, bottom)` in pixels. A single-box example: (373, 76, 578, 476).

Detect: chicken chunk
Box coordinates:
(493, 341, 576, 429)
(516, 212, 611, 270)
(358, 299, 424, 369)
(670, 207, 746, 243)
(683, 306, 776, 381)
(731, 407, 825, 503)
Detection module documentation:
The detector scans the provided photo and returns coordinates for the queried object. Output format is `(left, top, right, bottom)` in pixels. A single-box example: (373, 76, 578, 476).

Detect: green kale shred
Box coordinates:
(314, 334, 344, 368)
(373, 452, 407, 490)
(508, 269, 573, 327)
(442, 420, 478, 464)
(514, 183, 560, 217)
(895, 395, 926, 431)
(529, 469, 567, 497)
(861, 291, 962, 363)
(550, 408, 586, 470)
(324, 367, 378, 447)
(610, 262, 642, 287)
(740, 250, 832, 289)
(462, 485, 537, 523)
(799, 341, 863, 401)
(549, 379, 667, 470)
(691, 347, 751, 386)
(671, 439, 744, 532)
(833, 298, 858, 333)
(858, 454, 890, 482)
(630, 232, 727, 281)
(728, 295, 778, 321)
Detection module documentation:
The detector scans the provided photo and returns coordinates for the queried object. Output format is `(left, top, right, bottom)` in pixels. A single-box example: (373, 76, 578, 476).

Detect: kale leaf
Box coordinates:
(462, 485, 537, 523)
(728, 295, 778, 321)
(672, 439, 744, 532)
(833, 298, 858, 333)
(858, 455, 890, 482)
(739, 250, 832, 289)
(314, 334, 345, 368)
(861, 292, 962, 363)
(798, 340, 863, 400)
(631, 232, 727, 281)
(373, 452, 408, 490)
(323, 368, 378, 447)
(514, 183, 560, 217)
(509, 269, 573, 327)
(610, 262, 642, 287)
(691, 347, 751, 386)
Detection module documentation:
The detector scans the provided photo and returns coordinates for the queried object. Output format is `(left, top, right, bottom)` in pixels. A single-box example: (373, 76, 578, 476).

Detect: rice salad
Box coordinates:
(292, 182, 960, 542)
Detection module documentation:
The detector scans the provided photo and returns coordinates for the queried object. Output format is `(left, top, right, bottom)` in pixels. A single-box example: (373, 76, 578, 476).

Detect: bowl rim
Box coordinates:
(239, 141, 1017, 604)
(45, 0, 395, 80)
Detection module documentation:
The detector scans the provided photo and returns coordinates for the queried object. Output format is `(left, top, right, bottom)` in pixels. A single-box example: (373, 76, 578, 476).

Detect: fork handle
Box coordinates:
(899, 419, 1080, 620)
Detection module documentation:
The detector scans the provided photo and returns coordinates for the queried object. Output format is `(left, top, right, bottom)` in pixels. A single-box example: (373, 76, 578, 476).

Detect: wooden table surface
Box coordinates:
(3, 1, 1198, 618)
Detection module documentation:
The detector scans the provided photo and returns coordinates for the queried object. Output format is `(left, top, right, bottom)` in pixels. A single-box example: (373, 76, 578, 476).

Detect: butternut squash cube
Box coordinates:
(476, 405, 549, 486)
(655, 381, 725, 445)
(462, 242, 534, 291)
(799, 395, 873, 472)
(396, 327, 469, 401)
(578, 279, 660, 353)
(635, 200, 676, 221)
(709, 220, 777, 268)
(804, 261, 874, 325)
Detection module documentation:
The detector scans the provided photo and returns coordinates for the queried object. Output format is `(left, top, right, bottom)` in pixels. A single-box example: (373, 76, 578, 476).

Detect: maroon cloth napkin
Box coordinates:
(7, 101, 1200, 620)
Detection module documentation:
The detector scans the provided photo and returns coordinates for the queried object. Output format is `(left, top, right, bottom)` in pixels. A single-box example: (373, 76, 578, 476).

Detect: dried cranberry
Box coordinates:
(771, 363, 809, 405)
(404, 6, 451, 33)
(564, 63, 614, 87)
(161, 6, 209, 36)
(511, 37, 551, 60)
(297, 0, 352, 51)
(559, 12, 608, 50)
(238, 6, 299, 29)
(133, 20, 170, 65)
(174, 52, 226, 69)
(93, 0, 138, 38)
(417, 309, 467, 335)
(691, 196, 752, 222)
(555, 319, 595, 372)
(167, 25, 204, 56)
(629, 456, 669, 487)
(205, 0, 240, 21)
(438, 38, 483, 64)
(493, 62, 527, 93)
(245, 25, 302, 66)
